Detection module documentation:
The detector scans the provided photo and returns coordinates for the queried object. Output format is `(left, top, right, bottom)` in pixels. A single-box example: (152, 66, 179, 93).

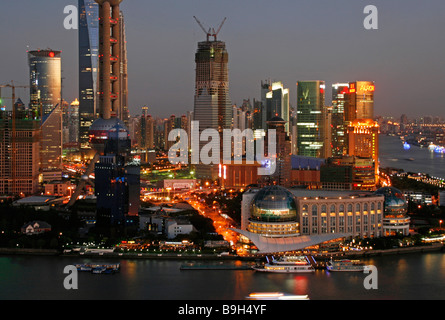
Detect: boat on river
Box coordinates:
(326, 258, 365, 272)
(252, 256, 315, 273)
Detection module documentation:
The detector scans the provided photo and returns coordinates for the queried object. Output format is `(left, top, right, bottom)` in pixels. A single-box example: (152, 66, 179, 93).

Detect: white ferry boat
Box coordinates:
(326, 258, 366, 272)
(252, 256, 315, 273)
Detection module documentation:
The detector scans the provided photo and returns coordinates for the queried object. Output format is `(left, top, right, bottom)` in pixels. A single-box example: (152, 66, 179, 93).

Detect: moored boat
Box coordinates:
(252, 255, 315, 273)
(326, 258, 365, 272)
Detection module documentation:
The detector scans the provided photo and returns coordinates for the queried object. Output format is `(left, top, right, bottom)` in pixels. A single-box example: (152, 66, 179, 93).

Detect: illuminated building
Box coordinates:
(28, 49, 63, 171)
(77, 0, 140, 225)
(265, 117, 291, 187)
(193, 17, 231, 180)
(28, 50, 62, 117)
(68, 99, 80, 144)
(261, 81, 290, 132)
(0, 110, 41, 196)
(346, 119, 380, 180)
(94, 120, 139, 224)
(78, 0, 99, 149)
(296, 81, 326, 158)
(375, 187, 410, 236)
(140, 106, 154, 150)
(233, 185, 384, 254)
(344, 81, 375, 124)
(220, 161, 260, 188)
(40, 103, 63, 170)
(331, 83, 349, 156)
(246, 186, 300, 237)
(327, 156, 376, 191)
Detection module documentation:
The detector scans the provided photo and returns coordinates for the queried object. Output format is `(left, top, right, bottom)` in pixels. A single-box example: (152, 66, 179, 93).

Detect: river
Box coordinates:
(379, 134, 445, 179)
(1, 251, 445, 300)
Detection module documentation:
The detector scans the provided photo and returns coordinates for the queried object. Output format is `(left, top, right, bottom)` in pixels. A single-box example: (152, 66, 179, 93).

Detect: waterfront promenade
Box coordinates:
(0, 243, 443, 260)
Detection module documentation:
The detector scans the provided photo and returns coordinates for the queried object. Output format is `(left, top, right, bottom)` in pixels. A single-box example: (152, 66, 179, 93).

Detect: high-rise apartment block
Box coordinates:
(0, 110, 41, 196)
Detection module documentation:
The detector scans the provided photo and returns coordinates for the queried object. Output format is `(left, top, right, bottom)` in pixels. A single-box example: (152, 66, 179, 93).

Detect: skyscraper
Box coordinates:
(140, 106, 154, 150)
(346, 118, 380, 183)
(331, 83, 349, 156)
(344, 81, 375, 124)
(296, 81, 326, 158)
(0, 110, 41, 196)
(28, 50, 62, 117)
(28, 49, 63, 170)
(41, 104, 63, 169)
(78, 0, 99, 149)
(193, 17, 232, 180)
(262, 81, 290, 133)
(119, 11, 129, 127)
(89, 0, 140, 227)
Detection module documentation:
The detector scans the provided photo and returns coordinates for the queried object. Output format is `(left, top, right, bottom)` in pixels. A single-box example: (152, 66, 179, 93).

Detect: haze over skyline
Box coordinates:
(1, 0, 444, 119)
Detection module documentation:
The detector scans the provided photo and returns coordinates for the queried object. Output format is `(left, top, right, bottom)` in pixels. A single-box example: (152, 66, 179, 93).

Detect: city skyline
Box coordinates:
(1, 0, 445, 119)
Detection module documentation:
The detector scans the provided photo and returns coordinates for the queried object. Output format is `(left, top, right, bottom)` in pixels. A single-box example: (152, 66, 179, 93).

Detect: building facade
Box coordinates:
(296, 81, 326, 158)
(193, 33, 232, 180)
(331, 83, 349, 156)
(0, 110, 41, 196)
(28, 50, 62, 117)
(241, 186, 385, 241)
(261, 81, 290, 133)
(78, 0, 99, 149)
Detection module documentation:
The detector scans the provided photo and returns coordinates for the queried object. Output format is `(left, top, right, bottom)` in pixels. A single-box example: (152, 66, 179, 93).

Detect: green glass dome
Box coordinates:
(375, 187, 407, 216)
(250, 185, 297, 222)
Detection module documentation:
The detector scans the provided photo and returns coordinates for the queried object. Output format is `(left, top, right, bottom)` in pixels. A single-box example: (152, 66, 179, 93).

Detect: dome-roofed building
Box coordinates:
(250, 185, 297, 222)
(247, 185, 299, 237)
(375, 187, 410, 236)
(375, 187, 407, 217)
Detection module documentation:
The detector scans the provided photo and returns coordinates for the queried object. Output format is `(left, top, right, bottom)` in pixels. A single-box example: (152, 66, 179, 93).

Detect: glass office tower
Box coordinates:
(262, 81, 290, 133)
(344, 81, 375, 124)
(78, 0, 99, 149)
(28, 49, 63, 170)
(28, 50, 62, 117)
(331, 83, 349, 156)
(296, 81, 325, 158)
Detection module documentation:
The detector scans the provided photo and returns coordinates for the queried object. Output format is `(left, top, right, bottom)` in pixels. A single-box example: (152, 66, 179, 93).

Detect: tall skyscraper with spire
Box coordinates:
(78, 0, 99, 150)
(80, 0, 129, 149)
(86, 0, 139, 226)
(192, 17, 232, 181)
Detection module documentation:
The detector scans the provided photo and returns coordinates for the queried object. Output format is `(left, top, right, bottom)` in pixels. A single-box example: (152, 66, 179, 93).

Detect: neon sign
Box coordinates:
(359, 84, 375, 92)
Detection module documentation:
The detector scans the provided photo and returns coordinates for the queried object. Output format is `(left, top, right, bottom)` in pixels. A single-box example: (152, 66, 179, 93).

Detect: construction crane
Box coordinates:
(193, 16, 227, 41)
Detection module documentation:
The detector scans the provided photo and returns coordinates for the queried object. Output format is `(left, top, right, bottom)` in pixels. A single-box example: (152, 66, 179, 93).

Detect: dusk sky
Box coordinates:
(1, 0, 445, 119)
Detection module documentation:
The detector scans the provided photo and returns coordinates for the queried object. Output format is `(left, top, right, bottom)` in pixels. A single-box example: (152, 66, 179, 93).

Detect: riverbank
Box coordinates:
(332, 243, 444, 259)
(0, 243, 443, 260)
